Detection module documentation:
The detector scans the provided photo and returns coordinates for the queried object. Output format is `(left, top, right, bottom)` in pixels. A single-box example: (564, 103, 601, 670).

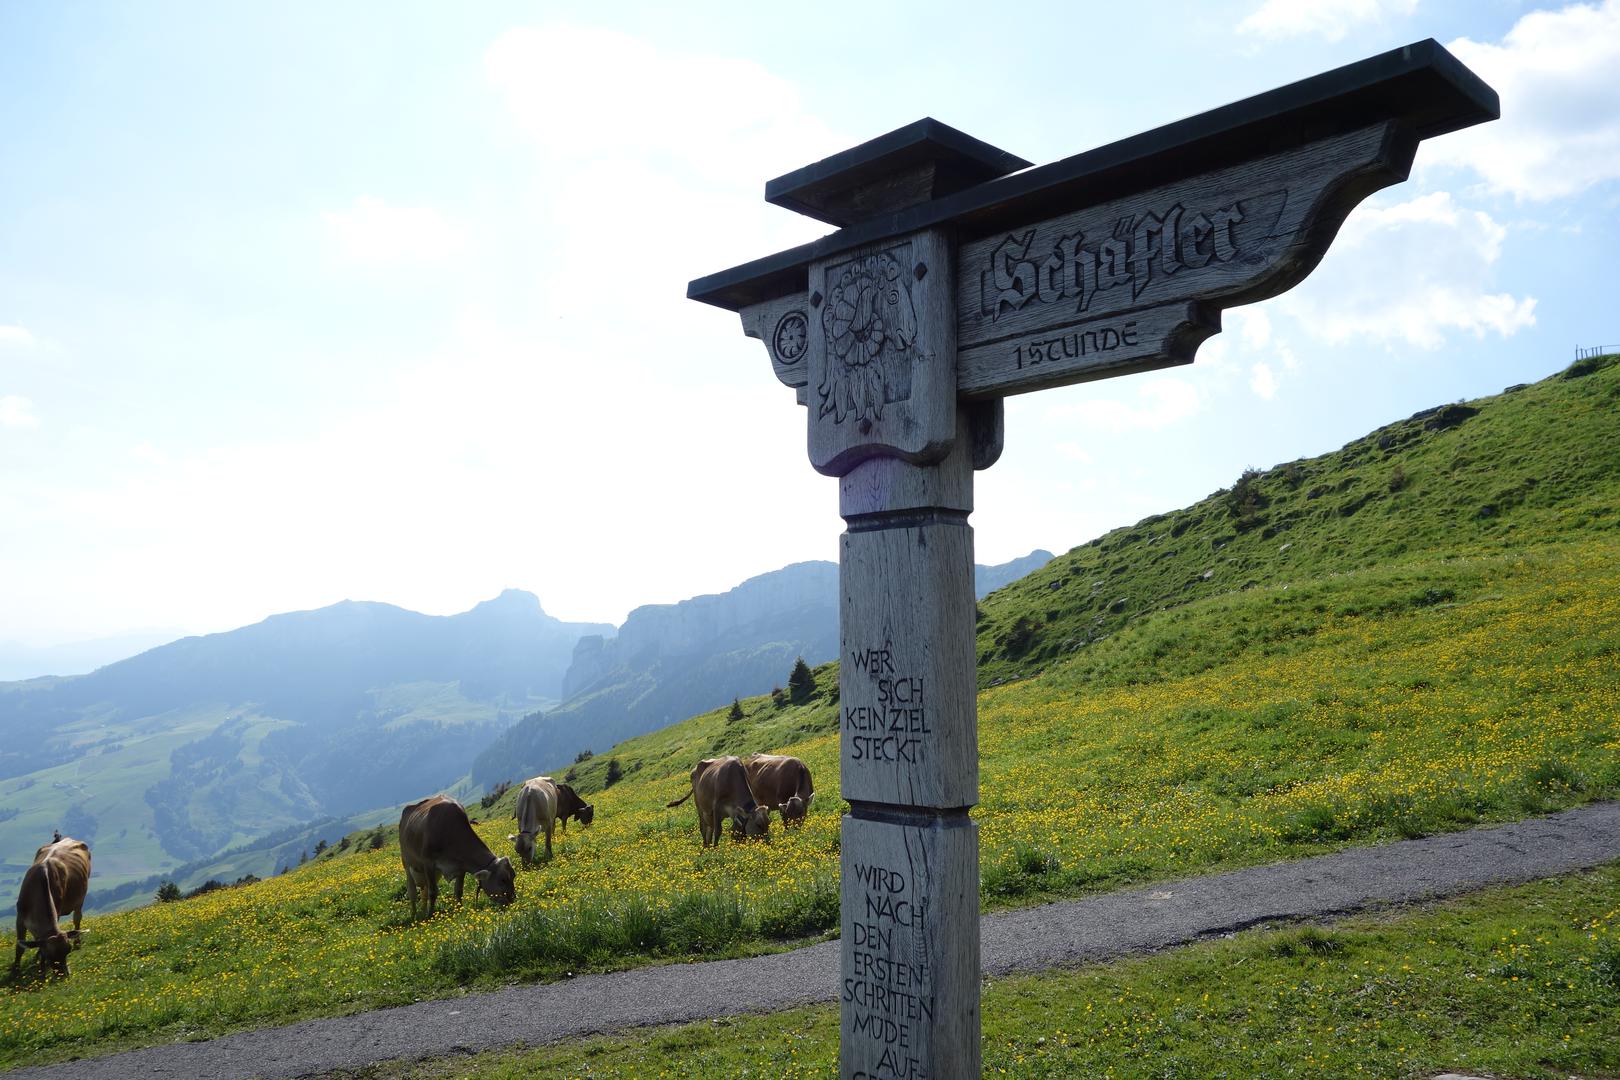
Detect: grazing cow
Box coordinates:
(398, 795, 515, 919)
(12, 836, 91, 977)
(742, 753, 815, 826)
(666, 757, 770, 846)
(507, 777, 596, 868)
(554, 782, 594, 832)
(508, 777, 559, 868)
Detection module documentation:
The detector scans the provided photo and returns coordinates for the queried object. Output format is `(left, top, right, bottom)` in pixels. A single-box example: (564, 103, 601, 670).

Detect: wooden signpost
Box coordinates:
(690, 40, 1497, 1079)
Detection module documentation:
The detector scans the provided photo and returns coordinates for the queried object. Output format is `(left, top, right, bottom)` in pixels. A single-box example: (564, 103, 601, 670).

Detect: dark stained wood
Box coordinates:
(767, 118, 1031, 227)
(955, 122, 1414, 398)
(688, 39, 1497, 313)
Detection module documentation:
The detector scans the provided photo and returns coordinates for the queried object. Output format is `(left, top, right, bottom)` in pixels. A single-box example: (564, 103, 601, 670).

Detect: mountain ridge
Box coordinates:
(473, 549, 1055, 788)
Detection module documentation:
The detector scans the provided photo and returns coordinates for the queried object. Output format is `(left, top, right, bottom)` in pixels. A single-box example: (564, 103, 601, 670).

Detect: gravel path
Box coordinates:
(10, 801, 1618, 1079)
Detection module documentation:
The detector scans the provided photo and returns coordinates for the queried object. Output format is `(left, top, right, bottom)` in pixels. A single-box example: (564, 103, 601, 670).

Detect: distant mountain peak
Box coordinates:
(468, 589, 543, 615)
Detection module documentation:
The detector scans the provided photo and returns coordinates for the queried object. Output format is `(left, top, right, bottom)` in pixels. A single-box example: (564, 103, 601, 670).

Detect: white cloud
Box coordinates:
(1274, 191, 1535, 349)
(1238, 0, 1417, 41)
(0, 395, 40, 429)
(323, 197, 467, 265)
(1424, 1, 1620, 200)
(1250, 362, 1279, 399)
(129, 442, 169, 466)
(1237, 309, 1272, 351)
(0, 325, 35, 348)
(485, 25, 839, 189)
(482, 22, 843, 304)
(1044, 377, 1201, 432)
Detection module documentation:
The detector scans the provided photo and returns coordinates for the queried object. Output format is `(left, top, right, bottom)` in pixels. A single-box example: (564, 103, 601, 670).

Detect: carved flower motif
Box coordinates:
(818, 252, 917, 424)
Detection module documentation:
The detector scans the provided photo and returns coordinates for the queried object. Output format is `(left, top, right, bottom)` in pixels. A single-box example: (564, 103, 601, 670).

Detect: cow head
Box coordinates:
(730, 803, 771, 839)
(507, 830, 537, 869)
(473, 856, 516, 906)
(781, 795, 807, 824)
(26, 933, 72, 976)
(573, 802, 594, 827)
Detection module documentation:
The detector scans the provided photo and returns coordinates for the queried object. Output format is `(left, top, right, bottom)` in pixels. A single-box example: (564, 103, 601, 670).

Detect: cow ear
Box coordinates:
(472, 867, 491, 883)
(506, 834, 517, 843)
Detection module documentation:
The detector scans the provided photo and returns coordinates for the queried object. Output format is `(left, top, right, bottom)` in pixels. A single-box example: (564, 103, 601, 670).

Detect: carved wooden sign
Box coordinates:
(691, 39, 1496, 1080)
(955, 122, 1411, 397)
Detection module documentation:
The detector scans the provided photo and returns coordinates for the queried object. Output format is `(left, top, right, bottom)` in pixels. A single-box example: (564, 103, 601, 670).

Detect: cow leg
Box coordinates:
(544, 820, 554, 860)
(10, 917, 22, 973)
(68, 906, 82, 947)
(424, 873, 439, 918)
(452, 871, 466, 903)
(404, 866, 420, 919)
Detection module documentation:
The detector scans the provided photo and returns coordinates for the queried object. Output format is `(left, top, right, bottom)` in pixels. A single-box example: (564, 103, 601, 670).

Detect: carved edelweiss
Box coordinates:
(819, 252, 918, 423)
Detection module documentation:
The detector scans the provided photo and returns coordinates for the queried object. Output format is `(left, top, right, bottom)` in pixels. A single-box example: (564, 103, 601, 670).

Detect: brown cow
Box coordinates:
(399, 795, 515, 919)
(554, 782, 594, 832)
(666, 757, 770, 846)
(12, 836, 91, 976)
(742, 753, 814, 826)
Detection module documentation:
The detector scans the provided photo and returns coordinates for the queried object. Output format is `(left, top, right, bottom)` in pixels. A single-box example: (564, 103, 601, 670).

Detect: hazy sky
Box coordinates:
(2, 0, 1618, 647)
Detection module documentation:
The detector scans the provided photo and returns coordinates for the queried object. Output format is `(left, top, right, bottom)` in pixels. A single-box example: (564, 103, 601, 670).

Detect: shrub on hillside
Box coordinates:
(788, 658, 816, 703)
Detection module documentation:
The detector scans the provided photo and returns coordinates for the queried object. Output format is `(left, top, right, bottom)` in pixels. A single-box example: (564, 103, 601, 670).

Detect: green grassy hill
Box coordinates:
(1, 353, 1615, 1068)
(974, 352, 1620, 689)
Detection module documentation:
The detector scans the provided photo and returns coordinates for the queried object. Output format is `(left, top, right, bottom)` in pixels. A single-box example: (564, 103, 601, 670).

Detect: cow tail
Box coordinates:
(666, 789, 694, 808)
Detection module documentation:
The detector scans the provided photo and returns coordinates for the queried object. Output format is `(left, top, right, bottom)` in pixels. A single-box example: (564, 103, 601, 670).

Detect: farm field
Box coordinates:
(339, 862, 1620, 1079)
(1, 355, 1616, 1069)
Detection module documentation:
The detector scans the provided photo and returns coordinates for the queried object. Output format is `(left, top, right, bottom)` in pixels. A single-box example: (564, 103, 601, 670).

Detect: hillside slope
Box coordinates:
(471, 551, 1053, 788)
(974, 352, 1620, 688)
(3, 355, 1614, 1069)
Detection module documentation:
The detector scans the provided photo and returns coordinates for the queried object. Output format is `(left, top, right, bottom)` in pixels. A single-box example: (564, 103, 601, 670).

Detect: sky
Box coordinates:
(2, 0, 1618, 655)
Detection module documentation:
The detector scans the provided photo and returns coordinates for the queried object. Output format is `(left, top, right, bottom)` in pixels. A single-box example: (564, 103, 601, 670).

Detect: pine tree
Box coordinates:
(604, 758, 624, 787)
(788, 657, 816, 702)
(155, 880, 181, 903)
(728, 698, 744, 723)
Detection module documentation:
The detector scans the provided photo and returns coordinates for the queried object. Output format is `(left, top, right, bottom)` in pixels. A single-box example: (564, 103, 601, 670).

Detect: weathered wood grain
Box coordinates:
(839, 518, 977, 810)
(841, 813, 980, 1080)
(955, 122, 1414, 398)
(740, 294, 811, 390)
(808, 229, 958, 476)
(838, 410, 974, 519)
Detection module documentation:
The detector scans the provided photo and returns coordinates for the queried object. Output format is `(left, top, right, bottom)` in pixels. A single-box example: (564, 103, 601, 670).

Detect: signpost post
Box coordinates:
(690, 40, 1497, 1079)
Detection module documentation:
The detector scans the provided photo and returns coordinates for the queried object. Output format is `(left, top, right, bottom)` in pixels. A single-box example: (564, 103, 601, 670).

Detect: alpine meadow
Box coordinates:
(1, 352, 1617, 1071)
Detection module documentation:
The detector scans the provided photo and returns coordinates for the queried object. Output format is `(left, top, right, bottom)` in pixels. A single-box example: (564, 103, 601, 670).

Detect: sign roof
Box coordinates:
(688, 39, 1497, 313)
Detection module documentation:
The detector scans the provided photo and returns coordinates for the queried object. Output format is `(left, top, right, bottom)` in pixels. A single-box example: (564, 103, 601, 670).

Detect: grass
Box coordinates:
(0, 355, 1616, 1068)
(327, 863, 1620, 1079)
